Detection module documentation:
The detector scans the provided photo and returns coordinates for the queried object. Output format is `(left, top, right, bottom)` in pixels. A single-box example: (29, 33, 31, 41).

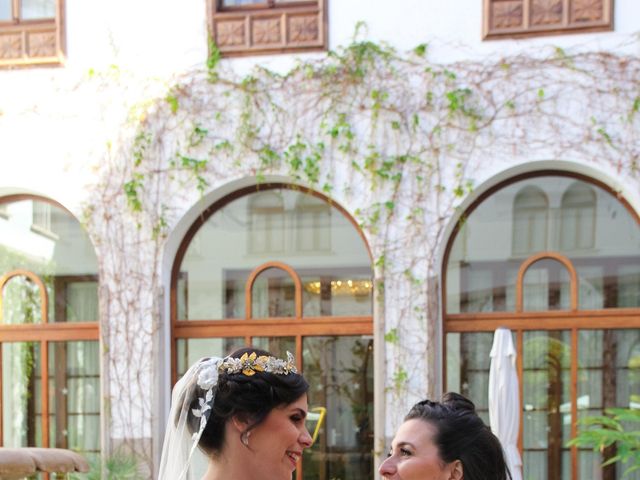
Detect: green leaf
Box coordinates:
(384, 328, 399, 344)
(413, 43, 428, 57)
(165, 94, 179, 114)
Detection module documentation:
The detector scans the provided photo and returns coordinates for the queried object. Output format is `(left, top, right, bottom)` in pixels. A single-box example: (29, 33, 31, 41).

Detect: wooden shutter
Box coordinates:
(483, 0, 613, 39)
(209, 0, 326, 56)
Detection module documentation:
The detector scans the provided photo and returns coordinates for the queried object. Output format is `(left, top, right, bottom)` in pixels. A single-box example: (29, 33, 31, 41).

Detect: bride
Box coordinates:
(158, 347, 313, 480)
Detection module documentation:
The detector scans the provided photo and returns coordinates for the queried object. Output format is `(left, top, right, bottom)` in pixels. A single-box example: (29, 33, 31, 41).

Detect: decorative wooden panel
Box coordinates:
(0, 33, 22, 60)
(216, 19, 246, 47)
(252, 16, 282, 45)
(571, 0, 605, 22)
(28, 30, 58, 58)
(210, 0, 326, 56)
(0, 0, 65, 68)
(531, 0, 563, 26)
(492, 1, 524, 29)
(288, 13, 320, 43)
(484, 0, 612, 39)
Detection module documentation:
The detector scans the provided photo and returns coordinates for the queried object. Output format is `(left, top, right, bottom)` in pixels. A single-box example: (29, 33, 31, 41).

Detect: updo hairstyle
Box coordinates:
(405, 392, 511, 480)
(187, 347, 309, 456)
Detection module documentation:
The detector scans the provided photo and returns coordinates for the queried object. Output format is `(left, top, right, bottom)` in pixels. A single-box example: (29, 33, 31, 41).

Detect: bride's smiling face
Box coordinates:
(244, 394, 313, 479)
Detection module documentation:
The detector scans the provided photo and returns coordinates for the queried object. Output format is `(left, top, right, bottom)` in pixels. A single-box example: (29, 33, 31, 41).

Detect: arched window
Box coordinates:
(444, 173, 640, 480)
(295, 193, 331, 252)
(512, 186, 549, 256)
(560, 182, 596, 251)
(0, 196, 100, 461)
(248, 191, 285, 254)
(172, 184, 373, 480)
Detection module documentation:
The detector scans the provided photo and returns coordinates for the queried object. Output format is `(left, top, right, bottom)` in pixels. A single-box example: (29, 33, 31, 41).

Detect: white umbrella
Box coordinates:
(489, 327, 523, 480)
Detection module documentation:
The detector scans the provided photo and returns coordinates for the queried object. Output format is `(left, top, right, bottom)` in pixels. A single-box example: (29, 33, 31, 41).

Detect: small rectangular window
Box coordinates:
(0, 0, 64, 68)
(483, 0, 613, 40)
(209, 0, 326, 56)
(31, 201, 58, 239)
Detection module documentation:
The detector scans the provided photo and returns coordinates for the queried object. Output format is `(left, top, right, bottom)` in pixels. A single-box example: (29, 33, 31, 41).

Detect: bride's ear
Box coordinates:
(230, 414, 250, 433)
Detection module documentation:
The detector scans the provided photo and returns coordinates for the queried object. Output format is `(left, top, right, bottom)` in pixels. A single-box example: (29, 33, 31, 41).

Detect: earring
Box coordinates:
(241, 430, 251, 448)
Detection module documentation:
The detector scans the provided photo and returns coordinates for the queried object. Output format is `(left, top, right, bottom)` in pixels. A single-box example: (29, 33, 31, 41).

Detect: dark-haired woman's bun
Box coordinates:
(442, 391, 477, 413)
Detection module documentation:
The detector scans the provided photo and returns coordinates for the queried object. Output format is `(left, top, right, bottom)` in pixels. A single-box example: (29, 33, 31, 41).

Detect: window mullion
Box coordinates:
(570, 328, 578, 480)
(41, 339, 50, 448)
(12, 0, 19, 21)
(0, 343, 3, 445)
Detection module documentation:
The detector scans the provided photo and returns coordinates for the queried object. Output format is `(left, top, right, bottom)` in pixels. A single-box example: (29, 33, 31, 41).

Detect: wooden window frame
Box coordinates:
(0, 270, 99, 448)
(443, 171, 640, 480)
(172, 262, 372, 480)
(483, 0, 613, 40)
(0, 0, 65, 68)
(0, 196, 99, 456)
(208, 0, 327, 57)
(171, 184, 373, 377)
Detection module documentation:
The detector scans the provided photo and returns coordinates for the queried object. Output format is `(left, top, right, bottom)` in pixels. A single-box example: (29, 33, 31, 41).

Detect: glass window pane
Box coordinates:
(522, 331, 572, 480)
(176, 338, 245, 377)
(561, 182, 596, 251)
(446, 176, 640, 312)
(303, 336, 373, 480)
(2, 275, 43, 324)
(252, 337, 295, 358)
(0, 199, 99, 323)
(522, 258, 571, 311)
(3, 342, 42, 447)
(512, 186, 548, 256)
(252, 268, 296, 318)
(445, 332, 492, 424)
(60, 280, 99, 322)
(21, 0, 55, 19)
(49, 341, 100, 457)
(178, 188, 371, 320)
(578, 329, 640, 480)
(618, 264, 640, 308)
(577, 265, 604, 309)
(302, 272, 372, 317)
(0, 0, 11, 20)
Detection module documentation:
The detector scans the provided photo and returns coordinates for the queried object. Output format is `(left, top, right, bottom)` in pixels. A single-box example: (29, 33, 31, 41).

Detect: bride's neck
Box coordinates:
(202, 457, 253, 480)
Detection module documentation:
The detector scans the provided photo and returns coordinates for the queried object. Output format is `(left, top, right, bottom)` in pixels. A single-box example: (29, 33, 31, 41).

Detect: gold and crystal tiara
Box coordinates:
(219, 351, 297, 376)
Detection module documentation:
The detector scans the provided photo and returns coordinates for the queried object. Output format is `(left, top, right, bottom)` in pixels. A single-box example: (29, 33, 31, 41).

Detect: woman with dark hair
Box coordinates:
(379, 392, 511, 480)
(158, 347, 313, 480)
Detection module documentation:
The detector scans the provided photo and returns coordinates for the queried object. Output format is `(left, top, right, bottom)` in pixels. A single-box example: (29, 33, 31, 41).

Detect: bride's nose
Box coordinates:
(299, 426, 313, 448)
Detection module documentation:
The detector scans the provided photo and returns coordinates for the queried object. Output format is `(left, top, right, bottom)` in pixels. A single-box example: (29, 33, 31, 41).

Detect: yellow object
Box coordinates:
(307, 406, 327, 445)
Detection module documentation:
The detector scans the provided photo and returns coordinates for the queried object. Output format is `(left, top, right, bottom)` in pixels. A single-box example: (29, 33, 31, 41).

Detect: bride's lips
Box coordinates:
(286, 450, 301, 467)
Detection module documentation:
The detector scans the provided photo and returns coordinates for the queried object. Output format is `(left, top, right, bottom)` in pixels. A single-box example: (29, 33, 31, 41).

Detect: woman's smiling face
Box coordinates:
(243, 394, 313, 480)
(379, 419, 460, 480)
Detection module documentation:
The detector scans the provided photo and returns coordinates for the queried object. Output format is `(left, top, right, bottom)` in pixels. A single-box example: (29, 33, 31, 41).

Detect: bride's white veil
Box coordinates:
(158, 357, 222, 480)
